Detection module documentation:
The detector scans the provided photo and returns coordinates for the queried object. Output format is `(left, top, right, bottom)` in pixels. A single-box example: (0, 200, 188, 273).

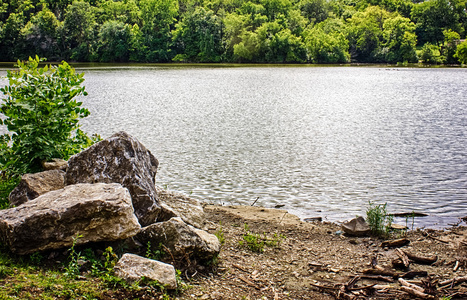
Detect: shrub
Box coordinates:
(366, 201, 393, 237)
(0, 56, 97, 175)
(455, 41, 467, 64)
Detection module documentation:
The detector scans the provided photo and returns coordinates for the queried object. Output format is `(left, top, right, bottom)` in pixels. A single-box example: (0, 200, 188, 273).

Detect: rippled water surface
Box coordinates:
(2, 65, 466, 228)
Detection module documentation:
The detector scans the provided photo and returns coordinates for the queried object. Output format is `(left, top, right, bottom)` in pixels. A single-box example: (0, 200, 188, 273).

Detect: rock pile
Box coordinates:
(1, 131, 220, 289)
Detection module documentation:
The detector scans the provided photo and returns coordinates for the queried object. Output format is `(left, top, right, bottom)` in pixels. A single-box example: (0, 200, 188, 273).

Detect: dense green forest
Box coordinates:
(0, 0, 466, 64)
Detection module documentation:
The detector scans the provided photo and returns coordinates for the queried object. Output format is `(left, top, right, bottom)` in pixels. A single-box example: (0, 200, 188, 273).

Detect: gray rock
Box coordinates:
(136, 217, 220, 262)
(9, 170, 65, 207)
(341, 216, 371, 237)
(156, 186, 205, 229)
(0, 183, 141, 255)
(114, 253, 177, 289)
(42, 158, 68, 171)
(65, 132, 160, 226)
(114, 253, 177, 288)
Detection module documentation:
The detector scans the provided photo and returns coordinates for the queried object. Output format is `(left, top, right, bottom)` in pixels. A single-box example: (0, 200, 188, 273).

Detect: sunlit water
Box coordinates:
(1, 65, 466, 228)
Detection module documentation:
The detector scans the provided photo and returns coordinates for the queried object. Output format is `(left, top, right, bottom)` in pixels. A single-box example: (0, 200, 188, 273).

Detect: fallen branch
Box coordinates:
(427, 235, 449, 244)
(399, 278, 435, 299)
(395, 249, 410, 268)
(402, 251, 438, 265)
(381, 238, 410, 248)
(359, 275, 394, 283)
(401, 271, 428, 279)
(400, 286, 435, 299)
(439, 276, 467, 288)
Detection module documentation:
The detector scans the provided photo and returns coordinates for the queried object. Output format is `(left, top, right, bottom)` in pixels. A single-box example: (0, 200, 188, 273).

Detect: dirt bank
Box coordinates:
(179, 205, 467, 299)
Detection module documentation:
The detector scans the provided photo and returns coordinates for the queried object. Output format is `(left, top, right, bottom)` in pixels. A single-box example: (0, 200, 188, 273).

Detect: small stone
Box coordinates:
(114, 253, 177, 289)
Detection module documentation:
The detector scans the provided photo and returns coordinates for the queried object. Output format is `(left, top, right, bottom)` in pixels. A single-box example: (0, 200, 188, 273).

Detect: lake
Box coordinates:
(1, 65, 466, 228)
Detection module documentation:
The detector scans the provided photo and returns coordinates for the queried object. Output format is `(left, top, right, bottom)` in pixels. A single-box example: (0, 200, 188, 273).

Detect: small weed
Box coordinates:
(366, 201, 394, 238)
(29, 252, 43, 265)
(64, 234, 84, 278)
(215, 222, 225, 245)
(239, 223, 285, 253)
(145, 241, 165, 261)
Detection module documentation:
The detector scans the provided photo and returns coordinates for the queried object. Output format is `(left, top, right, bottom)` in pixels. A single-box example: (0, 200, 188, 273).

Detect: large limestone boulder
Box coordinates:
(156, 186, 205, 229)
(136, 217, 220, 262)
(114, 253, 177, 289)
(9, 170, 65, 207)
(65, 132, 160, 226)
(0, 183, 141, 255)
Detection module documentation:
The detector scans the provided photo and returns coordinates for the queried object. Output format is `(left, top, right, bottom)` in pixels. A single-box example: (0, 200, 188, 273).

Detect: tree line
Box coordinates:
(0, 0, 466, 64)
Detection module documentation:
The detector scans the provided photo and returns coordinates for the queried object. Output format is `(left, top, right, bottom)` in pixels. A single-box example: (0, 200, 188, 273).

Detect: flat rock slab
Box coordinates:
(114, 253, 177, 289)
(0, 183, 141, 255)
(9, 169, 65, 207)
(65, 131, 161, 226)
(156, 186, 205, 229)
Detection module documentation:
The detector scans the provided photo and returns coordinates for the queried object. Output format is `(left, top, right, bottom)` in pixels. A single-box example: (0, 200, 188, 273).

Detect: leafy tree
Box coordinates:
(21, 9, 61, 59)
(0, 12, 25, 60)
(346, 6, 389, 62)
(139, 0, 179, 62)
(62, 1, 98, 61)
(418, 43, 444, 64)
(172, 7, 224, 62)
(255, 21, 306, 62)
(304, 23, 350, 63)
(382, 15, 417, 63)
(454, 40, 467, 64)
(96, 0, 141, 25)
(442, 29, 461, 63)
(411, 0, 462, 45)
(0, 56, 96, 174)
(260, 0, 292, 21)
(299, 0, 330, 24)
(97, 20, 132, 62)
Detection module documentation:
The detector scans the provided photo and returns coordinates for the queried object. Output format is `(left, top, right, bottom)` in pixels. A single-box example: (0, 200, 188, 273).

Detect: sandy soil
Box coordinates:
(176, 205, 467, 300)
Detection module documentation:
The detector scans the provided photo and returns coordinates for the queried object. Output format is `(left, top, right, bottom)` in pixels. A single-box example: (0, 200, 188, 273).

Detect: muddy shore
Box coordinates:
(177, 205, 467, 299)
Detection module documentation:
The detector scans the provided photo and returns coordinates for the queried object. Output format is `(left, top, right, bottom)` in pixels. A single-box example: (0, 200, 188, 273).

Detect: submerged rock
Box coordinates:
(0, 183, 141, 255)
(114, 253, 177, 289)
(9, 170, 65, 207)
(65, 131, 160, 226)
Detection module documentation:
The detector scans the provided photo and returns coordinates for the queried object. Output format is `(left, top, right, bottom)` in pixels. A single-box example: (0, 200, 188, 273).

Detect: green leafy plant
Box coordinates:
(0, 174, 19, 209)
(145, 241, 165, 261)
(239, 223, 285, 253)
(366, 201, 394, 237)
(0, 56, 98, 175)
(64, 234, 84, 278)
(215, 222, 225, 246)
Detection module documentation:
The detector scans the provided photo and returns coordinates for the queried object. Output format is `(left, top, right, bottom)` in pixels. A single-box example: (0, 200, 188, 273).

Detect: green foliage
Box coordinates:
(443, 29, 461, 63)
(97, 20, 132, 62)
(454, 40, 467, 64)
(238, 223, 285, 253)
(366, 201, 394, 237)
(0, 0, 466, 63)
(0, 174, 19, 209)
(214, 222, 225, 246)
(145, 241, 165, 261)
(418, 43, 444, 63)
(0, 56, 97, 175)
(64, 234, 84, 278)
(172, 7, 224, 62)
